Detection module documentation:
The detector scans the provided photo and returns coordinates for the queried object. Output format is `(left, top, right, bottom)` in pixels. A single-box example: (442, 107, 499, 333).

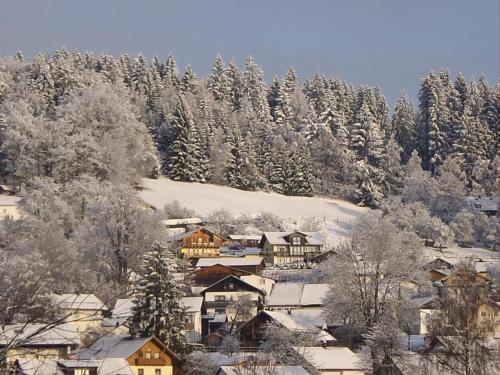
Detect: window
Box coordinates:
(215, 295, 225, 302)
(229, 283, 234, 289)
(154, 352, 160, 359)
(146, 351, 151, 359)
(138, 370, 144, 375)
(75, 370, 91, 375)
(155, 370, 162, 375)
(292, 236, 301, 245)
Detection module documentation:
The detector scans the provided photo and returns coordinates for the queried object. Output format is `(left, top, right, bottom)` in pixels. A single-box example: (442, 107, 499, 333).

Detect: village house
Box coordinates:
(195, 257, 266, 274)
(72, 335, 181, 375)
(465, 196, 499, 216)
(259, 231, 323, 265)
(0, 195, 21, 220)
(237, 310, 336, 348)
(0, 323, 80, 368)
(171, 227, 228, 259)
(51, 294, 108, 333)
(201, 275, 265, 323)
(298, 347, 365, 375)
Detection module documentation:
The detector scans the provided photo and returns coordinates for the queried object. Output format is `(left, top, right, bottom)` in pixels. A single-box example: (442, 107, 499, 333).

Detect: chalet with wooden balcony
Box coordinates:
(259, 231, 323, 265)
(171, 227, 228, 259)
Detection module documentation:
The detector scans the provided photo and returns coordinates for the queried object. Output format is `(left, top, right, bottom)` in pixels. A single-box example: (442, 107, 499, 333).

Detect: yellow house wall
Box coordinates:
(130, 365, 173, 375)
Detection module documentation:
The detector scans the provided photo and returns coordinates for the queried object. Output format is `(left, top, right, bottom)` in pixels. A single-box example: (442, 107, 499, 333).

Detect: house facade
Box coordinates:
(259, 231, 323, 265)
(172, 227, 228, 259)
(51, 293, 108, 333)
(201, 275, 264, 321)
(0, 195, 21, 220)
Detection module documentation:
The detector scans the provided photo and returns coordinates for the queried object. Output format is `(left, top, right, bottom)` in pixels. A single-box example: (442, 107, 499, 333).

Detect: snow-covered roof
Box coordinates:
(203, 352, 254, 367)
(191, 286, 206, 296)
(228, 235, 262, 241)
(0, 323, 80, 347)
(0, 195, 20, 206)
(59, 358, 133, 375)
(218, 366, 310, 375)
(299, 347, 364, 371)
(290, 309, 327, 328)
(170, 226, 225, 242)
(299, 284, 329, 306)
(262, 231, 323, 246)
(267, 283, 329, 307)
(267, 283, 304, 306)
(77, 335, 158, 360)
(263, 311, 312, 331)
(52, 293, 107, 311)
(196, 257, 264, 268)
(163, 217, 203, 226)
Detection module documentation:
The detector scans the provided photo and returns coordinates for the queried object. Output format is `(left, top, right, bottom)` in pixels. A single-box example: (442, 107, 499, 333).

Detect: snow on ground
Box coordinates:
(139, 178, 369, 247)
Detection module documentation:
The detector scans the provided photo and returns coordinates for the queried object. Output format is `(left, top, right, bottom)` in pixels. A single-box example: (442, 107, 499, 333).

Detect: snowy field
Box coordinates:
(139, 178, 369, 247)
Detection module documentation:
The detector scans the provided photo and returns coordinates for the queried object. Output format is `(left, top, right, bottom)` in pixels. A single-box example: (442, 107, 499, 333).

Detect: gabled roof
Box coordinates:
(182, 296, 204, 313)
(196, 257, 264, 268)
(0, 323, 80, 347)
(52, 293, 107, 311)
(75, 334, 179, 361)
(201, 275, 264, 295)
(267, 283, 329, 307)
(192, 263, 254, 276)
(267, 283, 304, 306)
(260, 231, 323, 246)
(299, 347, 364, 371)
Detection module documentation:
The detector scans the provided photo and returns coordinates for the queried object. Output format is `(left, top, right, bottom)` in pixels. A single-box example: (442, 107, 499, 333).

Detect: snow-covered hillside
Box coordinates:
(139, 178, 369, 247)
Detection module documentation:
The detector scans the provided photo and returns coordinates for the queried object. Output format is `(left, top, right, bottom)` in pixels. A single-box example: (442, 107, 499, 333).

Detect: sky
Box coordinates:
(0, 0, 497, 107)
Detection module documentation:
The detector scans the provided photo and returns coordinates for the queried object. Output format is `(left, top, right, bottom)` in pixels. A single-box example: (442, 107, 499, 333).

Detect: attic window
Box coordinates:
(229, 282, 234, 289)
(292, 237, 300, 245)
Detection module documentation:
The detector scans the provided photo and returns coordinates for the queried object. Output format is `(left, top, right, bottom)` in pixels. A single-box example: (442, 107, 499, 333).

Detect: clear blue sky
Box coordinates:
(0, 0, 497, 106)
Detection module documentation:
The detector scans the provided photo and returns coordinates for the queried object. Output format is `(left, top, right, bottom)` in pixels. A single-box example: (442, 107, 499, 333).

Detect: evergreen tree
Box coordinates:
(180, 64, 198, 94)
(243, 56, 271, 122)
(163, 53, 180, 88)
(208, 54, 227, 103)
(392, 92, 417, 163)
(131, 242, 187, 353)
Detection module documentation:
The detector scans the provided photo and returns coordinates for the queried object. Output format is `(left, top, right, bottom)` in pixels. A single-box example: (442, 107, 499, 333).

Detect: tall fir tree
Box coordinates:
(392, 92, 417, 163)
(131, 242, 187, 354)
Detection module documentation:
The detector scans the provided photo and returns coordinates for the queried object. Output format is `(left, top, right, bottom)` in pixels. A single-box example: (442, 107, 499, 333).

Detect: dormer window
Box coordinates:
(292, 236, 301, 245)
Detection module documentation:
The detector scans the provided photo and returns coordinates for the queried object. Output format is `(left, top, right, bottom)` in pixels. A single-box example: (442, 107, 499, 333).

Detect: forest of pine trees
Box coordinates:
(0, 50, 497, 207)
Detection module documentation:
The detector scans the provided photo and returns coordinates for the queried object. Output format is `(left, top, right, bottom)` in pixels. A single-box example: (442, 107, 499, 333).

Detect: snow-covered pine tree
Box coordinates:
(243, 56, 272, 122)
(131, 241, 187, 354)
(180, 64, 198, 94)
(166, 95, 194, 180)
(392, 92, 417, 163)
(225, 59, 244, 111)
(163, 53, 180, 88)
(208, 54, 227, 103)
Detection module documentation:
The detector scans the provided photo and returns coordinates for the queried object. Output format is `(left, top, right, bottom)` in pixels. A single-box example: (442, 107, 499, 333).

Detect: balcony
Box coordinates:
(134, 358, 166, 366)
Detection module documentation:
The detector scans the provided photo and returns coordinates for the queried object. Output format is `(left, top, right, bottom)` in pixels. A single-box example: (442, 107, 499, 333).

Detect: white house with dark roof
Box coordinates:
(259, 231, 323, 265)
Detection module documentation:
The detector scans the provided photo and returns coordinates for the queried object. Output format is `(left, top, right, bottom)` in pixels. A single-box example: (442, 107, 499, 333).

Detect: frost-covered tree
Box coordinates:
(392, 92, 417, 163)
(131, 241, 187, 353)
